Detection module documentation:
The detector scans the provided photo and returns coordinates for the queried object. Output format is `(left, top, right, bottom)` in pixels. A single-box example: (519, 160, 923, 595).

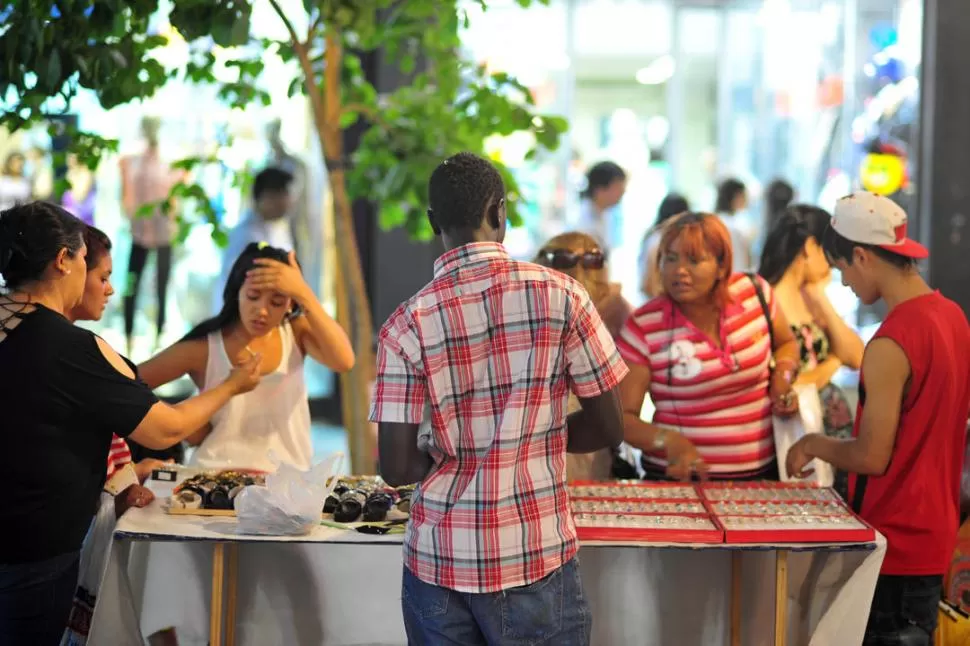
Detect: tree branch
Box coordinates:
(341, 103, 390, 130)
(267, 0, 302, 47)
(267, 0, 328, 134)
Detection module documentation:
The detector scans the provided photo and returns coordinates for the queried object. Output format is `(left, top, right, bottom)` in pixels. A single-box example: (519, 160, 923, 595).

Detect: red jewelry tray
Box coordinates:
(573, 513, 724, 544)
(702, 483, 877, 544)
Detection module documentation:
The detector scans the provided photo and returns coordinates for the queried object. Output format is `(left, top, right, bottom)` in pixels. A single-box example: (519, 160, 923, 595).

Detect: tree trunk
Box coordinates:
(320, 36, 377, 476)
(269, 6, 377, 475)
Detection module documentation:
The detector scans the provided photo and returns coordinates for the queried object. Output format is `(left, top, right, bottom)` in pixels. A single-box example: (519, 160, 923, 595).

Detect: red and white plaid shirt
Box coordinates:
(370, 242, 628, 593)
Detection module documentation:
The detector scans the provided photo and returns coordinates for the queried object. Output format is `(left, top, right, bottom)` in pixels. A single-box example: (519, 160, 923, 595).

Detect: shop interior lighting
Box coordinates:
(635, 55, 675, 85)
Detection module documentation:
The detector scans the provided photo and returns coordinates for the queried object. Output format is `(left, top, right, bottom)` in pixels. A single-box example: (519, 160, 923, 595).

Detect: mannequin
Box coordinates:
(265, 120, 309, 261)
(119, 116, 182, 355)
(0, 152, 30, 212)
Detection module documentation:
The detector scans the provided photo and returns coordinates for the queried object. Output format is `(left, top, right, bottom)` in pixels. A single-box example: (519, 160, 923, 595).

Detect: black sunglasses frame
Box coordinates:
(538, 248, 607, 270)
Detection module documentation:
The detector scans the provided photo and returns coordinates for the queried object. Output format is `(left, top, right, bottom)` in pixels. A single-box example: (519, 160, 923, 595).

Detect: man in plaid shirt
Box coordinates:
(371, 152, 628, 645)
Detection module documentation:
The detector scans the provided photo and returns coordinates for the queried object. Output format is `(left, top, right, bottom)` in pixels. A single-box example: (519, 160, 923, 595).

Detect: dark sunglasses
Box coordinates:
(538, 248, 606, 270)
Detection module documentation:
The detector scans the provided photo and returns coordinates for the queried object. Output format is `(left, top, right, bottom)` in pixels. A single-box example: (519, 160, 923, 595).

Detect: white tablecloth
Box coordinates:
(88, 500, 886, 646)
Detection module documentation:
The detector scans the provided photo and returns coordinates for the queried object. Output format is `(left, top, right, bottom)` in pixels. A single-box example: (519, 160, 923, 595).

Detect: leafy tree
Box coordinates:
(0, 0, 567, 472)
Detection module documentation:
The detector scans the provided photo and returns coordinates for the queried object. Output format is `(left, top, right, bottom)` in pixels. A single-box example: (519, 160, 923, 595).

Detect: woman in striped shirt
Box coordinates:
(617, 212, 802, 480)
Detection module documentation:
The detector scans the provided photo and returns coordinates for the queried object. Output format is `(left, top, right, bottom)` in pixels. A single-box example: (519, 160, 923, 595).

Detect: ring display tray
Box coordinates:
(698, 482, 877, 544)
(569, 481, 721, 543)
(568, 480, 875, 545)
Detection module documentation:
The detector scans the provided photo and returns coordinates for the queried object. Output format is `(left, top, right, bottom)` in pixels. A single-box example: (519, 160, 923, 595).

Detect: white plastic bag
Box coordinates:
(61, 493, 118, 645)
(773, 383, 835, 486)
(235, 453, 343, 536)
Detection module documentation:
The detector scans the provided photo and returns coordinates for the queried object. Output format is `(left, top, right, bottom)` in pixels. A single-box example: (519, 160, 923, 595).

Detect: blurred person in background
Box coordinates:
(759, 205, 864, 497)
(640, 192, 690, 299)
(577, 160, 627, 249)
(217, 167, 295, 305)
(617, 212, 801, 481)
(714, 177, 753, 272)
(0, 152, 30, 212)
(536, 231, 635, 481)
(61, 154, 98, 227)
(764, 179, 795, 229)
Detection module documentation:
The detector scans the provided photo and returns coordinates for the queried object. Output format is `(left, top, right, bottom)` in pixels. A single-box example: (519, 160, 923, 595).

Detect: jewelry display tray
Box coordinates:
(569, 481, 876, 544)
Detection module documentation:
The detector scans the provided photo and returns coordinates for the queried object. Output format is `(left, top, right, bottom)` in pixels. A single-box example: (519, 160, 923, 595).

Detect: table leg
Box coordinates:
(730, 552, 742, 646)
(211, 542, 226, 646)
(226, 544, 239, 646)
(775, 549, 789, 646)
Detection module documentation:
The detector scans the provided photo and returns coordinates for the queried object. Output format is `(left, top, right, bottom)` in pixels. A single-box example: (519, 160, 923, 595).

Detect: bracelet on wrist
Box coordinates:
(772, 357, 800, 380)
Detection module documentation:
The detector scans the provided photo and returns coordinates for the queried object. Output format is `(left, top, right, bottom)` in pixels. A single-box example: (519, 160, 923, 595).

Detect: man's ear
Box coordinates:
(427, 208, 441, 236)
(485, 200, 501, 231)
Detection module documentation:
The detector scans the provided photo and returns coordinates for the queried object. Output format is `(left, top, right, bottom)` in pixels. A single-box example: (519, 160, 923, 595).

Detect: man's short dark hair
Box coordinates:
(822, 224, 917, 269)
(428, 152, 505, 232)
(253, 167, 294, 200)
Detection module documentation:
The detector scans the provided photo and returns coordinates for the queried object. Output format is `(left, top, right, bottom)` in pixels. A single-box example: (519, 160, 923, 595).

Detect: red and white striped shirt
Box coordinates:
(106, 434, 133, 480)
(617, 273, 776, 476)
(370, 242, 628, 593)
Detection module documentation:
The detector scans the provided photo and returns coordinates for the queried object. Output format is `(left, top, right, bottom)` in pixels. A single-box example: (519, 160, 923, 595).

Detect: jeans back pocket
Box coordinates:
(500, 563, 567, 642)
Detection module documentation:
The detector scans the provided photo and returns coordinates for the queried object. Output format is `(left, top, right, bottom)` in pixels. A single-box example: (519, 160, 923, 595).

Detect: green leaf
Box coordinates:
(212, 228, 229, 249)
(339, 111, 359, 128)
(400, 54, 415, 75)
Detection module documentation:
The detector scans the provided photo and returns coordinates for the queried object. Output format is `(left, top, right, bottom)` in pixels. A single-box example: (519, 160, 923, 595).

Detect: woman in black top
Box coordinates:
(0, 202, 262, 645)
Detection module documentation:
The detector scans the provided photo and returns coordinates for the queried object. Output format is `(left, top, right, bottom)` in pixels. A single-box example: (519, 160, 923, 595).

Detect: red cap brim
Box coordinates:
(878, 238, 928, 259)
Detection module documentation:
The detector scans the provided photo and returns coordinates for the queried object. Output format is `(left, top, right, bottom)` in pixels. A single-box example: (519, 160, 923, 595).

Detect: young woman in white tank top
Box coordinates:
(134, 242, 354, 646)
(138, 242, 354, 471)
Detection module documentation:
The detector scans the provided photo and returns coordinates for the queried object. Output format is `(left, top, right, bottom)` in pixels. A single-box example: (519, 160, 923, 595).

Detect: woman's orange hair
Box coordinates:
(655, 212, 734, 309)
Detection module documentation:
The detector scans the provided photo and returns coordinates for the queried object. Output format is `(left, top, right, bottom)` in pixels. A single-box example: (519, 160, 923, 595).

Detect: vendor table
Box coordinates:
(88, 501, 885, 646)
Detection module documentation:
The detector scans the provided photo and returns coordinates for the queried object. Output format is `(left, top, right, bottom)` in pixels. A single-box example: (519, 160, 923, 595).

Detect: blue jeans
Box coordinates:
(863, 574, 943, 646)
(402, 557, 591, 646)
(0, 551, 79, 646)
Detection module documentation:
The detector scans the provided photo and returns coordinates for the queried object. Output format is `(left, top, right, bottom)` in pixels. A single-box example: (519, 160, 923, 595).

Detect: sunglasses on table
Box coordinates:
(538, 248, 607, 270)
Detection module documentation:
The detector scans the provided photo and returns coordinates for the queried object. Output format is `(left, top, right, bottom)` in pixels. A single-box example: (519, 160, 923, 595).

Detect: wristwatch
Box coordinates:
(653, 428, 669, 451)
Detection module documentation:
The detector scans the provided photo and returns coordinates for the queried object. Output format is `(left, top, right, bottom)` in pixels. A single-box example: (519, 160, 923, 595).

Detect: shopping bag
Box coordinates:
(935, 601, 970, 646)
(61, 493, 118, 646)
(774, 383, 835, 486)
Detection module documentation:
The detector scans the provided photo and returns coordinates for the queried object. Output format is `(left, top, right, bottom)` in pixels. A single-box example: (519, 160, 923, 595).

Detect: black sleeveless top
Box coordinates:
(0, 305, 158, 563)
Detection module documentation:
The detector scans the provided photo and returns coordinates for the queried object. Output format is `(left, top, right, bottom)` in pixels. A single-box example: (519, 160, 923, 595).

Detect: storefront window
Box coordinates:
(460, 0, 922, 327)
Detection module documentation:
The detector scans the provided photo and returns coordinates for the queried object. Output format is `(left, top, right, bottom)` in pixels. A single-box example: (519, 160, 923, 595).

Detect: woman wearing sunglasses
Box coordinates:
(616, 212, 802, 481)
(536, 232, 631, 338)
(536, 232, 633, 481)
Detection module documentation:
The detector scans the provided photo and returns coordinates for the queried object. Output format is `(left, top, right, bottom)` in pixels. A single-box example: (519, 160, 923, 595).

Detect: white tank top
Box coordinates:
(190, 321, 312, 472)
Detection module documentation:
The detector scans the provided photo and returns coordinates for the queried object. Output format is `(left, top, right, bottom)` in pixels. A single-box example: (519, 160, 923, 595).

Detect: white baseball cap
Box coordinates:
(831, 191, 928, 259)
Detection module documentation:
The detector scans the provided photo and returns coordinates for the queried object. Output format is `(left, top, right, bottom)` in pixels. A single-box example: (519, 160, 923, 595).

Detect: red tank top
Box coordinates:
(849, 292, 970, 575)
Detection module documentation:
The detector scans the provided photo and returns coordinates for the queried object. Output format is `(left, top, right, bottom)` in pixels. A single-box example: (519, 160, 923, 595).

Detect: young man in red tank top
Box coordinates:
(786, 191, 970, 645)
